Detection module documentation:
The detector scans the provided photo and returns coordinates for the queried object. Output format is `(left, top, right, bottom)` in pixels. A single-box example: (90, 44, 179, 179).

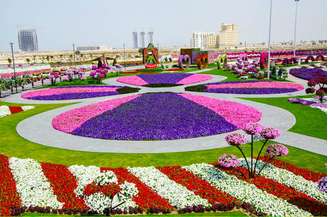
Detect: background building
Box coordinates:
(140, 31, 145, 48)
(148, 31, 154, 44)
(132, 32, 138, 48)
(18, 29, 38, 52)
(191, 32, 217, 49)
(217, 23, 239, 48)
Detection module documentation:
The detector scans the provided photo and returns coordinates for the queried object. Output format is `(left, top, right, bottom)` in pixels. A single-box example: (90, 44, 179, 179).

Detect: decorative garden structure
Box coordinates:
(140, 43, 159, 69)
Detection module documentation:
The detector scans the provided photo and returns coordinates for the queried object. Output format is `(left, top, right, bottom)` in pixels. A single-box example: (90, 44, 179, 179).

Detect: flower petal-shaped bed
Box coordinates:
(117, 73, 212, 87)
(21, 85, 139, 100)
(188, 81, 304, 94)
(52, 93, 261, 140)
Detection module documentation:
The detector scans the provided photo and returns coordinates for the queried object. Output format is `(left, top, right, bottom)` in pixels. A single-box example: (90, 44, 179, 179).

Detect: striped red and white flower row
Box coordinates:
(0, 105, 34, 118)
(0, 155, 326, 216)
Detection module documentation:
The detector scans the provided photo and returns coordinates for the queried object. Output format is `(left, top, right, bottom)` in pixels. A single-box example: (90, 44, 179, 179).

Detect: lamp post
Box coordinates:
(267, 0, 273, 79)
(123, 42, 126, 71)
(293, 0, 300, 57)
(72, 43, 76, 64)
(10, 42, 16, 79)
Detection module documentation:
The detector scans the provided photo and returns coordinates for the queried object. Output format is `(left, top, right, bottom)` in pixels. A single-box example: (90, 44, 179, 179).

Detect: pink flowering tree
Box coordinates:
(305, 77, 327, 103)
(220, 123, 288, 178)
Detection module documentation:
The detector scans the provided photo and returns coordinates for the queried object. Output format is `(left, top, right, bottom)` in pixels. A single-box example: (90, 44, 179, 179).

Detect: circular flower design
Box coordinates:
(290, 68, 327, 81)
(52, 93, 261, 140)
(117, 73, 212, 87)
(260, 128, 280, 140)
(21, 86, 139, 100)
(190, 81, 304, 94)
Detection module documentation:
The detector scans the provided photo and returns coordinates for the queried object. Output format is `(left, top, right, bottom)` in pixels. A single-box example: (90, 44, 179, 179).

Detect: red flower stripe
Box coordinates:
(41, 163, 88, 210)
(101, 167, 173, 211)
(8, 106, 23, 114)
(0, 155, 21, 216)
(221, 166, 326, 216)
(260, 157, 326, 182)
(159, 166, 237, 208)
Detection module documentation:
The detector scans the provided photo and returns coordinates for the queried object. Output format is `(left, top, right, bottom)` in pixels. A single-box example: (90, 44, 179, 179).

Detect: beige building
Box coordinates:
(217, 23, 239, 48)
(191, 32, 218, 49)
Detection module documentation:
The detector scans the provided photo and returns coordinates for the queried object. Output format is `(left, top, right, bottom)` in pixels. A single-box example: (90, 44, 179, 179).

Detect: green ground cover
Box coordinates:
(245, 96, 327, 140)
(0, 102, 326, 173)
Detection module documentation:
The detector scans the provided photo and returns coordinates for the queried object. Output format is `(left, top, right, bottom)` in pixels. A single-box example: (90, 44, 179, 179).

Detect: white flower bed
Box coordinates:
(9, 157, 63, 209)
(184, 163, 311, 217)
(0, 106, 11, 117)
(69, 165, 137, 213)
(240, 159, 327, 204)
(128, 166, 210, 209)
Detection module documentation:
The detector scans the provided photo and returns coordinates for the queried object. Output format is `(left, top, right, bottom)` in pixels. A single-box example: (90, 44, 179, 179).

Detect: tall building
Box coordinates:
(191, 32, 217, 49)
(18, 29, 38, 52)
(132, 32, 138, 48)
(147, 31, 154, 44)
(140, 31, 145, 48)
(218, 23, 239, 48)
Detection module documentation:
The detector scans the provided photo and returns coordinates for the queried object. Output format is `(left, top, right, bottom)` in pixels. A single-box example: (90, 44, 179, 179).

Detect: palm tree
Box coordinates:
(26, 58, 31, 65)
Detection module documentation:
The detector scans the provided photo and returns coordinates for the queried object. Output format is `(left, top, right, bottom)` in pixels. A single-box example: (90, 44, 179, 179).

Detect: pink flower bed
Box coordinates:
(179, 93, 261, 128)
(207, 81, 304, 91)
(22, 86, 118, 99)
(117, 76, 148, 86)
(52, 95, 139, 133)
(177, 74, 212, 85)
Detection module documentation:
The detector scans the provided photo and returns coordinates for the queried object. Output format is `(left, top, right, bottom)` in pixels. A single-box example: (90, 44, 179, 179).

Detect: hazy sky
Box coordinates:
(0, 0, 326, 51)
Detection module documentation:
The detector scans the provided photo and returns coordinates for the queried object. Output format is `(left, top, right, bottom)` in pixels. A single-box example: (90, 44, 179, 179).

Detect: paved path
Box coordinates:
(4, 67, 327, 155)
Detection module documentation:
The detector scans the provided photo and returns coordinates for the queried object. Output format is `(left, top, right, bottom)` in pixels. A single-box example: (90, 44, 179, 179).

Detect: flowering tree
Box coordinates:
(220, 123, 288, 178)
(305, 77, 327, 103)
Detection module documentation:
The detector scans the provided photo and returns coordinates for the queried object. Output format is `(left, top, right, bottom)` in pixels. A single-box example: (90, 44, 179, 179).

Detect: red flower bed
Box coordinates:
(41, 163, 88, 210)
(0, 155, 21, 216)
(101, 167, 173, 212)
(159, 166, 236, 210)
(221, 166, 327, 216)
(260, 158, 326, 182)
(8, 106, 23, 114)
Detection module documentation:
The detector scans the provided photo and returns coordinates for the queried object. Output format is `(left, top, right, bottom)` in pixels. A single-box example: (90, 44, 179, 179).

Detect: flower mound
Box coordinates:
(52, 93, 261, 140)
(21, 86, 136, 100)
(117, 73, 212, 87)
(266, 144, 288, 157)
(196, 81, 304, 94)
(290, 68, 327, 81)
(218, 154, 240, 168)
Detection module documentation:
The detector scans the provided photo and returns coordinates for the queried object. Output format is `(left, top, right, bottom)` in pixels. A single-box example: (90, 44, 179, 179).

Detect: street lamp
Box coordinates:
(123, 42, 126, 71)
(10, 42, 16, 79)
(267, 0, 273, 79)
(72, 43, 76, 64)
(293, 0, 300, 58)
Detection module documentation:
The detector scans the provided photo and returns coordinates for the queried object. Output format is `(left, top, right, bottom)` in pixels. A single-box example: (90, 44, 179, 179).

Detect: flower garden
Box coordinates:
(289, 68, 327, 81)
(0, 62, 327, 217)
(21, 85, 140, 100)
(186, 81, 304, 95)
(117, 73, 212, 87)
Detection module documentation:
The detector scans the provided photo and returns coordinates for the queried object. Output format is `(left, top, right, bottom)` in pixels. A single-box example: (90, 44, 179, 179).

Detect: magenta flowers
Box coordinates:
(224, 123, 284, 178)
(261, 128, 280, 140)
(243, 122, 263, 135)
(225, 133, 246, 146)
(266, 144, 289, 158)
(218, 154, 240, 168)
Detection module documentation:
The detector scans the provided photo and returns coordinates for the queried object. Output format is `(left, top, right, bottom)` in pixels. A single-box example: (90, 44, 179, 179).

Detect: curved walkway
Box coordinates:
(3, 67, 327, 155)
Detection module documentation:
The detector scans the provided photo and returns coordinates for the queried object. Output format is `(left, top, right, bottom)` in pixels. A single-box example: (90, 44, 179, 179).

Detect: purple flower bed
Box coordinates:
(22, 85, 139, 100)
(207, 88, 299, 94)
(72, 93, 238, 140)
(290, 68, 327, 80)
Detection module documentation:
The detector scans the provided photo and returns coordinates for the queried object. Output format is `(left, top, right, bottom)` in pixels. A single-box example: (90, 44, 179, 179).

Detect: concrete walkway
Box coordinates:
(4, 67, 327, 155)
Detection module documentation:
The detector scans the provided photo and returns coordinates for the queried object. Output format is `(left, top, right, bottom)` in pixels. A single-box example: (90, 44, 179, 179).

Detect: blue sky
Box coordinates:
(0, 0, 326, 51)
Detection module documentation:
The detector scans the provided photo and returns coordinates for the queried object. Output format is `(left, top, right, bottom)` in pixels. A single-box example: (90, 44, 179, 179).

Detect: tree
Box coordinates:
(26, 58, 31, 65)
(306, 77, 327, 103)
(7, 58, 12, 67)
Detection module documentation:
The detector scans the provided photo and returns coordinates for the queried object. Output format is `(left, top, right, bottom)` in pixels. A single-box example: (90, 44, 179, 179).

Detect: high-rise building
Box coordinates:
(191, 32, 218, 49)
(218, 23, 239, 48)
(140, 31, 145, 48)
(148, 31, 154, 44)
(132, 32, 138, 48)
(18, 29, 38, 52)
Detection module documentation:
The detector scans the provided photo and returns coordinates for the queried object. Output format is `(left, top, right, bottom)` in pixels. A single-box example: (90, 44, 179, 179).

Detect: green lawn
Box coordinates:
(201, 69, 242, 82)
(245, 96, 327, 140)
(0, 102, 326, 173)
(22, 211, 248, 217)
